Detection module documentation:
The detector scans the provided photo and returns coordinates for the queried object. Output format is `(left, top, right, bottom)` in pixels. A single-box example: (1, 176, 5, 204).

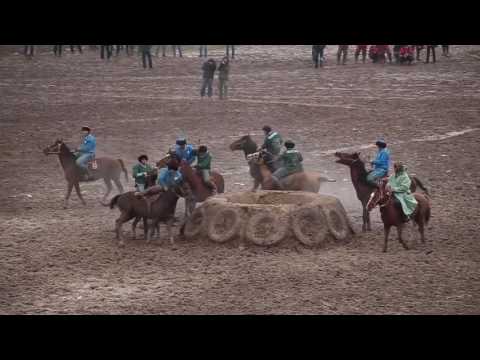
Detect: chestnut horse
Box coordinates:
(334, 151, 429, 232)
(43, 139, 128, 208)
(367, 180, 431, 252)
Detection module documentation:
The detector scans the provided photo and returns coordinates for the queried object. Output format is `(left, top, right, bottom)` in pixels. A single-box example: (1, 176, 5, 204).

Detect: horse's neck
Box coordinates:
(181, 164, 201, 190)
(59, 144, 75, 169)
(350, 163, 371, 200)
(243, 138, 258, 158)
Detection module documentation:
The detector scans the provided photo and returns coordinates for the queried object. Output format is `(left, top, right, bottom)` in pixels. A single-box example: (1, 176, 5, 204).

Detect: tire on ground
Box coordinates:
(207, 208, 242, 243)
(323, 207, 349, 241)
(245, 210, 289, 246)
(291, 207, 329, 246)
(184, 208, 207, 239)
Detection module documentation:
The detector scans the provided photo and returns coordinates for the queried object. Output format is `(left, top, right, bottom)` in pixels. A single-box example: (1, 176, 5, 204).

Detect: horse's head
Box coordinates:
(367, 179, 390, 211)
(334, 151, 362, 166)
(43, 139, 64, 155)
(229, 135, 251, 151)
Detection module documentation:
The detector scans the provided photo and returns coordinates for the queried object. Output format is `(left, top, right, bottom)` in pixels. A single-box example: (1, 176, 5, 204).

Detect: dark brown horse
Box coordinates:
(43, 139, 128, 208)
(367, 180, 431, 252)
(109, 182, 189, 247)
(229, 135, 262, 191)
(156, 154, 225, 217)
(334, 151, 429, 232)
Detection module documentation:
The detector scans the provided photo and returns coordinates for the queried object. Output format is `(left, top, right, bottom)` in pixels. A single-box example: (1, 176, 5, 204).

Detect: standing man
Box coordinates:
(366, 137, 391, 187)
(53, 45, 63, 57)
(201, 58, 217, 98)
(425, 45, 437, 64)
(75, 126, 97, 181)
(312, 45, 326, 68)
(218, 56, 230, 100)
(139, 45, 153, 69)
(441, 45, 450, 57)
(132, 155, 154, 192)
(70, 45, 83, 53)
(172, 45, 183, 57)
(100, 45, 113, 60)
(226, 45, 235, 59)
(354, 45, 367, 63)
(24, 45, 34, 57)
(415, 45, 424, 61)
(199, 45, 208, 57)
(337, 45, 349, 65)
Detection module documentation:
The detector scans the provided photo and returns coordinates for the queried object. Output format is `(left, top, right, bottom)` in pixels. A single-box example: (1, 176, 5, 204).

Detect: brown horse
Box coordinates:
(109, 182, 189, 247)
(43, 139, 128, 208)
(230, 135, 333, 192)
(156, 154, 225, 217)
(367, 180, 431, 252)
(334, 151, 429, 232)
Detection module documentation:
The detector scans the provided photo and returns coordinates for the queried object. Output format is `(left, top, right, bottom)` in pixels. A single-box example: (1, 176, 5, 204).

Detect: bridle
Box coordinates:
(44, 142, 62, 155)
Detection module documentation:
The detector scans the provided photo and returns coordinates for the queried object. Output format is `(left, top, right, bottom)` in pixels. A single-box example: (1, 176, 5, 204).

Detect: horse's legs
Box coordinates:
(383, 225, 391, 252)
(113, 177, 124, 194)
(64, 182, 74, 209)
(74, 182, 86, 206)
(361, 204, 368, 232)
(116, 212, 133, 247)
(418, 219, 426, 244)
(251, 179, 260, 192)
(397, 224, 409, 250)
(166, 217, 175, 245)
(102, 178, 113, 204)
(132, 216, 140, 240)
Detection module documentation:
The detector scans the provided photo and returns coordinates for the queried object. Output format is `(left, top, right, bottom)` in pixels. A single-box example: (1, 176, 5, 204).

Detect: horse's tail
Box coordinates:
(110, 194, 121, 209)
(118, 159, 128, 183)
(413, 176, 429, 196)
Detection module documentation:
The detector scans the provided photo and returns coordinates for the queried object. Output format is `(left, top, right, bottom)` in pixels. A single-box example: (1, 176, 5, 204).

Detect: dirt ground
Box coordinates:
(0, 45, 479, 314)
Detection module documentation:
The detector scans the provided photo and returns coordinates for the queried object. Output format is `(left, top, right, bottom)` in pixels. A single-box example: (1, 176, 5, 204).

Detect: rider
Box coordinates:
(75, 126, 96, 181)
(259, 125, 283, 172)
(132, 155, 154, 192)
(195, 145, 217, 195)
(271, 140, 304, 189)
(173, 137, 197, 165)
(387, 162, 418, 222)
(366, 137, 390, 187)
(157, 159, 184, 192)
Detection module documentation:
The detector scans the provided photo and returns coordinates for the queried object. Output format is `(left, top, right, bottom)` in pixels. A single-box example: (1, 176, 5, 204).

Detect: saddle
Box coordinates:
(136, 185, 164, 217)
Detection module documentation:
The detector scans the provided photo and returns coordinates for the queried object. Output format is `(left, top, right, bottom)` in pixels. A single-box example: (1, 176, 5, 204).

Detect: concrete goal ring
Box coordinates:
(183, 208, 207, 239)
(291, 207, 329, 246)
(207, 208, 242, 243)
(323, 207, 349, 241)
(245, 210, 289, 246)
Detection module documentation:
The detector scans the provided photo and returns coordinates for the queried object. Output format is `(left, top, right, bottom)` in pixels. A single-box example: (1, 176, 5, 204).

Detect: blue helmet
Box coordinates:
(375, 137, 387, 147)
(176, 137, 187, 146)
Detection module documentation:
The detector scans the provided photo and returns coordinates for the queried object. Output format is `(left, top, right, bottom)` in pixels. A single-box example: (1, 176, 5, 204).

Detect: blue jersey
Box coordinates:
(157, 168, 183, 188)
(174, 144, 196, 165)
(372, 148, 390, 172)
(79, 134, 96, 154)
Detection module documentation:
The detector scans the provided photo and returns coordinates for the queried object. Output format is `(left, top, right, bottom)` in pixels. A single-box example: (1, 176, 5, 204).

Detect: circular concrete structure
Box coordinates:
(183, 191, 355, 247)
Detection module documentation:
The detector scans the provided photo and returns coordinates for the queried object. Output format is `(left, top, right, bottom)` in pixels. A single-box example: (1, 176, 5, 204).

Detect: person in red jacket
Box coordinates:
(355, 45, 368, 63)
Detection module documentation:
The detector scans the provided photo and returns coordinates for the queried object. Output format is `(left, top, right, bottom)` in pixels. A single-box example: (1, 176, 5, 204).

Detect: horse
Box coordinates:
(108, 181, 190, 247)
(367, 180, 431, 252)
(156, 154, 225, 218)
(230, 135, 334, 192)
(334, 151, 429, 232)
(43, 139, 128, 208)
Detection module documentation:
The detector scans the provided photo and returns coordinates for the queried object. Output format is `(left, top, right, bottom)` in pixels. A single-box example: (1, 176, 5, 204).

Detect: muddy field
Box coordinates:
(0, 45, 479, 314)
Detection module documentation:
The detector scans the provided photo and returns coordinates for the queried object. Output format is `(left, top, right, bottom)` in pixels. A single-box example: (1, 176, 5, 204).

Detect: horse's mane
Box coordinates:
(352, 158, 370, 185)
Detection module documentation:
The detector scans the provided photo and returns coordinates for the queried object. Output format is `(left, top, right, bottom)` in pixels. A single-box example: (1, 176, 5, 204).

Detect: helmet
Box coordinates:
(284, 140, 295, 149)
(81, 126, 91, 132)
(198, 145, 208, 153)
(262, 125, 272, 133)
(176, 137, 187, 146)
(138, 154, 148, 162)
(375, 137, 387, 147)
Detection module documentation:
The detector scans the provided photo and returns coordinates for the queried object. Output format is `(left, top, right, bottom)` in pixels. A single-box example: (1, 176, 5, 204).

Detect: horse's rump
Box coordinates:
(280, 171, 322, 192)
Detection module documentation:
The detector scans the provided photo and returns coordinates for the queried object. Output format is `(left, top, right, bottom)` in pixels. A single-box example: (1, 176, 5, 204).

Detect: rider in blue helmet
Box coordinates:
(173, 137, 197, 165)
(366, 137, 391, 187)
